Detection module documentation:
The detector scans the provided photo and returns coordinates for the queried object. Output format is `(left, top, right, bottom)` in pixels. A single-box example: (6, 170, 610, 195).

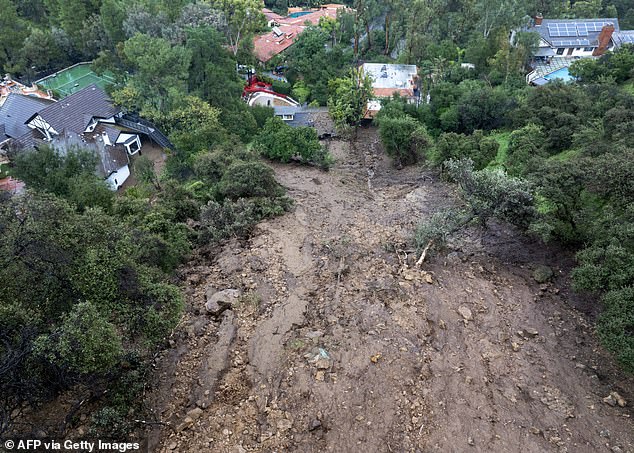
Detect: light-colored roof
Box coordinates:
(362, 63, 418, 97)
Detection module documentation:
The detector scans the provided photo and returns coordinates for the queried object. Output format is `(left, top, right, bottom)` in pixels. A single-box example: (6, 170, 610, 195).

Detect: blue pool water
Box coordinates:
(288, 11, 312, 18)
(544, 67, 574, 82)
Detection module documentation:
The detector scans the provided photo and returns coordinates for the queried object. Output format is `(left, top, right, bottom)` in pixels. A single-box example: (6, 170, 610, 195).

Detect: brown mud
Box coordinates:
(146, 128, 633, 453)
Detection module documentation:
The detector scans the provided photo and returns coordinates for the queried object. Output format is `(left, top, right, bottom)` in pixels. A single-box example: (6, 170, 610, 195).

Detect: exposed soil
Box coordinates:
(146, 128, 633, 453)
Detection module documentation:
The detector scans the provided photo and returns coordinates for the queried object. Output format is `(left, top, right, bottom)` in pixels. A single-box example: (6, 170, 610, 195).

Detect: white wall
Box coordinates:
(106, 164, 130, 190)
(247, 92, 299, 107)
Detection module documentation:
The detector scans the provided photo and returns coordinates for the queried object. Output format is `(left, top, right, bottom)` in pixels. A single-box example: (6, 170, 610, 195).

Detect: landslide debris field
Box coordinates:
(147, 129, 633, 453)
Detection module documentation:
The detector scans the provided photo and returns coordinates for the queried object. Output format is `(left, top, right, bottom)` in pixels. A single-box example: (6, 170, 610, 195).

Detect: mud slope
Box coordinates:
(147, 129, 633, 453)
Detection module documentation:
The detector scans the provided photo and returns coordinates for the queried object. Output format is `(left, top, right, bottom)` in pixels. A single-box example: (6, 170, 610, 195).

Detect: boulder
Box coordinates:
(458, 306, 473, 322)
(205, 288, 242, 316)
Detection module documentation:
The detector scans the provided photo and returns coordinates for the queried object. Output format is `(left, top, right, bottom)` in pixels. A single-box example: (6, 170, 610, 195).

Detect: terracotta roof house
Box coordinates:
(253, 4, 348, 63)
(263, 7, 285, 26)
(253, 24, 304, 63)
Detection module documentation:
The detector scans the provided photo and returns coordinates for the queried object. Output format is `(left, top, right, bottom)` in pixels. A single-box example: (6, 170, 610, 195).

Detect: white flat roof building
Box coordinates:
(361, 63, 419, 118)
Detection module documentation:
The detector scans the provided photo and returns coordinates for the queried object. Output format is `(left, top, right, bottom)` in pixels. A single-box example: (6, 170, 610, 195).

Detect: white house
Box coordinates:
(360, 63, 420, 118)
(520, 17, 625, 59)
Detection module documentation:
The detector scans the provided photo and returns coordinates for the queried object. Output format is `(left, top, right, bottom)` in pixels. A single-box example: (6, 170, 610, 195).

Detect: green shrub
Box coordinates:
(431, 131, 499, 170)
(251, 105, 275, 128)
(254, 117, 331, 167)
(597, 287, 634, 372)
(34, 302, 123, 375)
(219, 161, 283, 200)
(445, 158, 535, 229)
(378, 116, 430, 166)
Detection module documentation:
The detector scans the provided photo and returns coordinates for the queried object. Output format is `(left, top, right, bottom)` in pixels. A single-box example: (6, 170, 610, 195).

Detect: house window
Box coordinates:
(583, 47, 594, 52)
(282, 114, 294, 121)
(556, 48, 565, 55)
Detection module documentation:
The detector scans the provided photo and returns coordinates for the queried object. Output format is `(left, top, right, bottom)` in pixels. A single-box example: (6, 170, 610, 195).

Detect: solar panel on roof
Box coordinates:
(551, 38, 591, 47)
(619, 34, 634, 44)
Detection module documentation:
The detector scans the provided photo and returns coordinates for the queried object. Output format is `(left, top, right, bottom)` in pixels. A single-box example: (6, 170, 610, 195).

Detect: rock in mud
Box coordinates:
(176, 416, 194, 432)
(205, 288, 241, 316)
(458, 306, 473, 322)
(523, 328, 539, 338)
(315, 358, 331, 369)
(533, 265, 554, 283)
(603, 395, 616, 407)
(511, 342, 521, 352)
(604, 392, 627, 408)
(186, 407, 204, 420)
(277, 419, 293, 431)
(309, 419, 322, 431)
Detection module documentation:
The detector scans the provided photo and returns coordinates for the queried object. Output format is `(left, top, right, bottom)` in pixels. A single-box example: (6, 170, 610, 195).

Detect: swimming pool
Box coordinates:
(544, 67, 574, 82)
(288, 11, 312, 18)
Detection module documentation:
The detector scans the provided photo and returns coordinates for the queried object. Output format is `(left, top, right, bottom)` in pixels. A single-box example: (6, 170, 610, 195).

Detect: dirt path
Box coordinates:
(147, 128, 633, 453)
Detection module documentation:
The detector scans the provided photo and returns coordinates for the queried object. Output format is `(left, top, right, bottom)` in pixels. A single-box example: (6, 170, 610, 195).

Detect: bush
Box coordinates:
(271, 80, 291, 95)
(251, 105, 274, 128)
(193, 148, 238, 185)
(34, 302, 123, 374)
(254, 117, 331, 167)
(378, 116, 431, 166)
(415, 209, 471, 249)
(431, 131, 499, 170)
(445, 158, 535, 229)
(505, 124, 546, 176)
(219, 161, 283, 200)
(597, 287, 634, 372)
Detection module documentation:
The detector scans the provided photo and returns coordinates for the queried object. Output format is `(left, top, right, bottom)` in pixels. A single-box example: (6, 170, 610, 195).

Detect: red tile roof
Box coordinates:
(262, 8, 285, 22)
(253, 25, 304, 62)
(0, 177, 25, 194)
(254, 4, 348, 62)
(373, 88, 414, 98)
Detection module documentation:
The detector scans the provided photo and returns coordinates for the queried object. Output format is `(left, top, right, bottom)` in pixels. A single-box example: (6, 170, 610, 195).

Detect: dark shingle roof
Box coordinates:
(33, 84, 120, 135)
(273, 106, 336, 137)
(0, 93, 54, 140)
(50, 130, 129, 178)
(92, 123, 122, 144)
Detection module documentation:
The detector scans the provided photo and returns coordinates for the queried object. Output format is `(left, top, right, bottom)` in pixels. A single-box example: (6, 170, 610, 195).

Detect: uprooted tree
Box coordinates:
(414, 158, 536, 264)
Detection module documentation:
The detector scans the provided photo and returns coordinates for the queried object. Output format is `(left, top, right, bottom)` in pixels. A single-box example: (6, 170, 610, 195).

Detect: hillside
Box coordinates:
(145, 129, 633, 452)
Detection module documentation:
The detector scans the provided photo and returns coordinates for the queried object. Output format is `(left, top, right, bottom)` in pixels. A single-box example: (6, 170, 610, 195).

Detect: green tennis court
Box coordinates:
(36, 63, 116, 98)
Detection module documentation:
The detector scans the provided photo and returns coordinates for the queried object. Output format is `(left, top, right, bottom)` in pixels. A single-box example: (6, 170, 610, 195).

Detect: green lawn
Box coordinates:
(488, 131, 511, 168)
(549, 147, 582, 162)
